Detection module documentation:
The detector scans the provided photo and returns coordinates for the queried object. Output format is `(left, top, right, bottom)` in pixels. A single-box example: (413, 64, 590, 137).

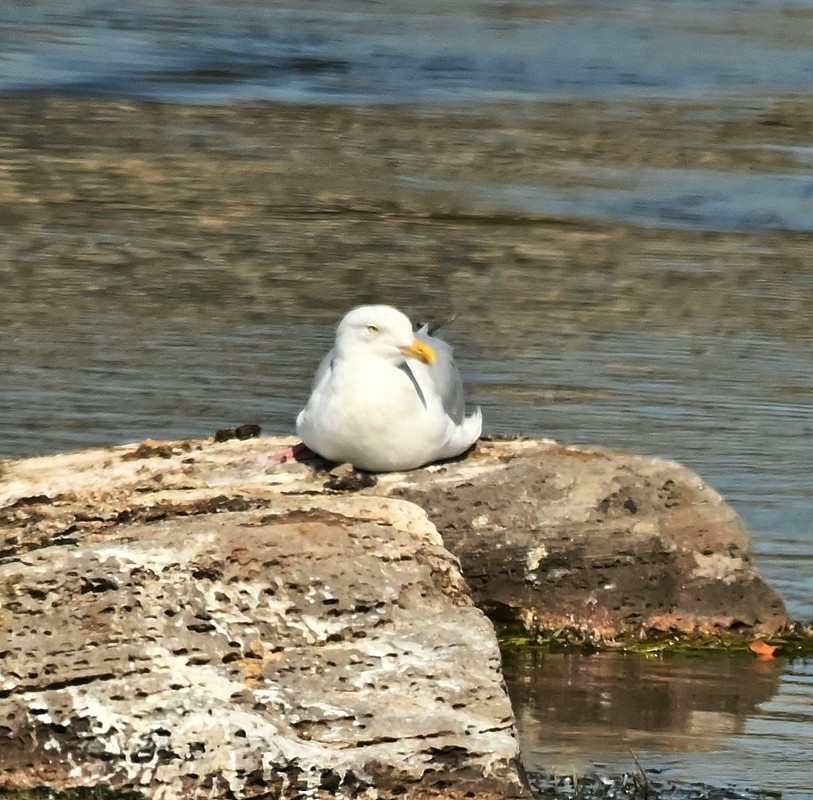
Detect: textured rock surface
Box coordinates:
(0, 435, 789, 638)
(0, 434, 790, 798)
(0, 489, 526, 799)
(380, 439, 790, 639)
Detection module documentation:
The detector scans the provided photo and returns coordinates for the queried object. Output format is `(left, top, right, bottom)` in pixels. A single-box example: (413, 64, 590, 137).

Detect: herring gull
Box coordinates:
(295, 305, 482, 471)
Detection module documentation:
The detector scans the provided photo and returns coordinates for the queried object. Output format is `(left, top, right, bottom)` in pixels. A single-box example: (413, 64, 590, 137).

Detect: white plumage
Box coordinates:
(296, 305, 482, 472)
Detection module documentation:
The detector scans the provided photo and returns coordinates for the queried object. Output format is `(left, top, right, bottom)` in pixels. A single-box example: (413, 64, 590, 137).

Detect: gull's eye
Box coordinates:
(367, 325, 379, 334)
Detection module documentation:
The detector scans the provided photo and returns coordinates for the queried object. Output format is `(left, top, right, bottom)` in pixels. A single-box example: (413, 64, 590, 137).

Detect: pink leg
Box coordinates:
(270, 442, 319, 464)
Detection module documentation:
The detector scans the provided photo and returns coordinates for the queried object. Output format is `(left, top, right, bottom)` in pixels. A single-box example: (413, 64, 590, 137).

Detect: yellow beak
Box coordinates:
(400, 339, 436, 365)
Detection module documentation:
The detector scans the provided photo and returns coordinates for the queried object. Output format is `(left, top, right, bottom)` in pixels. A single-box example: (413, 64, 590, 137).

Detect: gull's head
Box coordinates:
(335, 305, 436, 365)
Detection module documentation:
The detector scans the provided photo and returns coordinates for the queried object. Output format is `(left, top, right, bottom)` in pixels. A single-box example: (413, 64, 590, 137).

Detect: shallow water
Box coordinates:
(1, 2, 812, 798)
(504, 650, 813, 799)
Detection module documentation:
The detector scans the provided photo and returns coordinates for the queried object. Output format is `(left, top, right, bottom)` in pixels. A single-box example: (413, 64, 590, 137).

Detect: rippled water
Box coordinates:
(2, 0, 813, 102)
(1, 2, 812, 798)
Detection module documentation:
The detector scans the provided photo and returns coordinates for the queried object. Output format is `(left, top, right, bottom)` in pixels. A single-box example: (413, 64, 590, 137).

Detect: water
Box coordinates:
(2, 1, 813, 103)
(504, 650, 813, 799)
(1, 2, 812, 798)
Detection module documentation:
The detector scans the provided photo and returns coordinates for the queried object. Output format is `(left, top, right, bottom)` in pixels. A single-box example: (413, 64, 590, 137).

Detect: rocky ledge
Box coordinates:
(0, 435, 790, 800)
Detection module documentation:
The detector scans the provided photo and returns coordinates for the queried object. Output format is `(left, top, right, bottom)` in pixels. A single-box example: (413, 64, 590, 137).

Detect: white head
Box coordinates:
(335, 305, 436, 365)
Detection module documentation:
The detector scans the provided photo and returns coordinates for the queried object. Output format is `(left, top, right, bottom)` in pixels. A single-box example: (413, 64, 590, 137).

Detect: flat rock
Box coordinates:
(0, 434, 790, 798)
(0, 434, 789, 640)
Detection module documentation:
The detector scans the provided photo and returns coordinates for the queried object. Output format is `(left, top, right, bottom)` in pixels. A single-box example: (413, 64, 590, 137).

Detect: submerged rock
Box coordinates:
(0, 434, 790, 798)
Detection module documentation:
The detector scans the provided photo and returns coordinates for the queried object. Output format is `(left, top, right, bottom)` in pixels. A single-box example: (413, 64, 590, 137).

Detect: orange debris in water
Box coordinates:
(749, 640, 778, 659)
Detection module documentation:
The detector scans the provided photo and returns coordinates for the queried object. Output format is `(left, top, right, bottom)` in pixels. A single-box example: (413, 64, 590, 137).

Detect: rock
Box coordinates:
(0, 490, 527, 800)
(0, 435, 788, 640)
(0, 434, 790, 798)
(377, 438, 790, 639)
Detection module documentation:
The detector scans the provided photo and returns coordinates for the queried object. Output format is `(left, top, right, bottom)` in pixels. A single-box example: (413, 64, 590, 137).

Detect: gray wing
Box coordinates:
(415, 325, 466, 424)
(310, 347, 336, 392)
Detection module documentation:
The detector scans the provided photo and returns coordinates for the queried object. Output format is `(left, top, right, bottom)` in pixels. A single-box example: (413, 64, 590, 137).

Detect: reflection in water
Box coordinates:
(503, 650, 781, 756)
(502, 650, 813, 798)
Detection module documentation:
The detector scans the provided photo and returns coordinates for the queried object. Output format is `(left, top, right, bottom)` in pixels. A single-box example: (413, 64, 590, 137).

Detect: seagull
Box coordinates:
(295, 305, 482, 472)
